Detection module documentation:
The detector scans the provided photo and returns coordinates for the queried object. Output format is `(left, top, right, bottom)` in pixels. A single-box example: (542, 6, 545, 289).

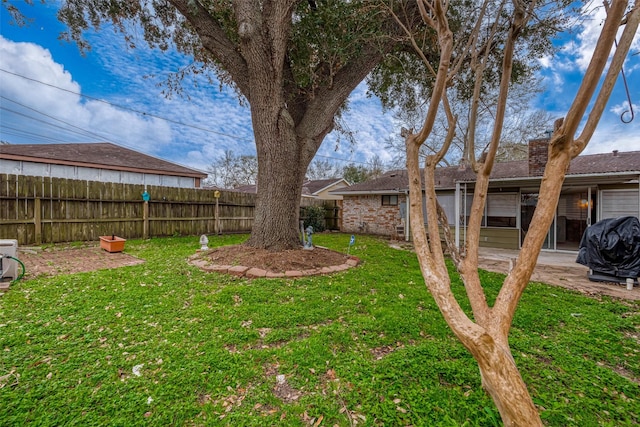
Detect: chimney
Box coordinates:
(528, 137, 550, 176)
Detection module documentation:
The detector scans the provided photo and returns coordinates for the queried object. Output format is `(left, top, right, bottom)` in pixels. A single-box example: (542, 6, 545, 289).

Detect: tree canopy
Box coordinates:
(51, 0, 565, 250)
(57, 0, 407, 249)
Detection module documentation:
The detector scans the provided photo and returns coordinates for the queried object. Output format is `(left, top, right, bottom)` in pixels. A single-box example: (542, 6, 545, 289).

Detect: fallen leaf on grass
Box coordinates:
(132, 364, 144, 377)
(31, 356, 53, 367)
(0, 370, 19, 388)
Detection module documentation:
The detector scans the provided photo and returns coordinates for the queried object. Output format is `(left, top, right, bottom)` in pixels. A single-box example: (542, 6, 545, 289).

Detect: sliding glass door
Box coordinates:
(520, 193, 555, 250)
(520, 188, 596, 251)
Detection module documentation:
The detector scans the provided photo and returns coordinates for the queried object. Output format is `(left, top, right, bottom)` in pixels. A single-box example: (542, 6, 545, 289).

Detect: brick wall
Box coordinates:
(528, 137, 550, 176)
(342, 194, 407, 237)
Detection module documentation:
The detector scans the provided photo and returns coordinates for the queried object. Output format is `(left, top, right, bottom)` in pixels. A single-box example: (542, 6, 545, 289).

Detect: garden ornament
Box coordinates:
(304, 226, 314, 250)
(199, 234, 209, 250)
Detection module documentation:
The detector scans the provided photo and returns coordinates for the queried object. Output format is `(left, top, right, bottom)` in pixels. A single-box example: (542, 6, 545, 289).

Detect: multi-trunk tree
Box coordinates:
(396, 0, 639, 425)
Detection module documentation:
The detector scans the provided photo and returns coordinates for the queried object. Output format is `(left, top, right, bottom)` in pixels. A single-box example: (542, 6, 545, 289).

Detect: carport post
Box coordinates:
(455, 182, 460, 248)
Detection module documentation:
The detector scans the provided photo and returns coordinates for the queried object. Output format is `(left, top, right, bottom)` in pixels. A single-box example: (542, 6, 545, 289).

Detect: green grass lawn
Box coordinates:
(1, 234, 638, 426)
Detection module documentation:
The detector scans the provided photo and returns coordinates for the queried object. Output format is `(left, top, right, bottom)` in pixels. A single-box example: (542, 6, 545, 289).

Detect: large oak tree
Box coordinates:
(57, 0, 412, 250)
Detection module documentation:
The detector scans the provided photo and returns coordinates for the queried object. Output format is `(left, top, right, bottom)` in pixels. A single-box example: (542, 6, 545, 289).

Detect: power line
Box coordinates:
(0, 68, 255, 142)
(314, 153, 376, 166)
(0, 68, 387, 167)
(0, 124, 75, 144)
(1, 101, 109, 141)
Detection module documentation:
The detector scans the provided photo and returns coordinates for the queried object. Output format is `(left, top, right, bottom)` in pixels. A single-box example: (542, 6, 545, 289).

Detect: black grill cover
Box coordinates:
(576, 216, 640, 278)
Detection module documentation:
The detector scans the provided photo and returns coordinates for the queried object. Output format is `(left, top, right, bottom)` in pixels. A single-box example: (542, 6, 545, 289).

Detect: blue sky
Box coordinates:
(1, 2, 638, 174)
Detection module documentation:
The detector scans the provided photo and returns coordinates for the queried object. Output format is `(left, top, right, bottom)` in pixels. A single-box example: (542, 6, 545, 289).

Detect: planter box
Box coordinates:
(99, 236, 126, 253)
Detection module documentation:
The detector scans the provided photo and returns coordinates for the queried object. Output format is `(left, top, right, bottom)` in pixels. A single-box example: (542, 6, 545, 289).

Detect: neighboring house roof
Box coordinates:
(330, 169, 410, 194)
(0, 142, 207, 178)
(233, 178, 348, 197)
(332, 150, 640, 194)
(233, 184, 258, 193)
(303, 178, 349, 195)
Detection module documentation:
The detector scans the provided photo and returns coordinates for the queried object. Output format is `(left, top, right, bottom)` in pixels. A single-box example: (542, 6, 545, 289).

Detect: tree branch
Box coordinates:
(170, 0, 251, 95)
(414, 0, 454, 144)
(556, 0, 630, 147)
(573, 0, 640, 155)
(494, 0, 634, 334)
(295, 42, 389, 159)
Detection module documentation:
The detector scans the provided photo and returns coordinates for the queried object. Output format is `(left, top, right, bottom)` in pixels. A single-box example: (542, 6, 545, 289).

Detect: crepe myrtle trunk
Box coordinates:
(468, 333, 542, 426)
(244, 102, 311, 251)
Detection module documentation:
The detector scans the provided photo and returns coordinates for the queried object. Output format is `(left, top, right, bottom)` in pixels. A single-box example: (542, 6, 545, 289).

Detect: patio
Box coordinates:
(478, 247, 639, 301)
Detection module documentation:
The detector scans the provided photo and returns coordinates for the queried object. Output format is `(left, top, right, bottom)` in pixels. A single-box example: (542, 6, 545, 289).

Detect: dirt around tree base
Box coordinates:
(190, 244, 359, 278)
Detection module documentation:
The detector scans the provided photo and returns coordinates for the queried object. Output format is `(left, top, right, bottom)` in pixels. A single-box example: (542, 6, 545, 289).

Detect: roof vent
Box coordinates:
(613, 150, 619, 157)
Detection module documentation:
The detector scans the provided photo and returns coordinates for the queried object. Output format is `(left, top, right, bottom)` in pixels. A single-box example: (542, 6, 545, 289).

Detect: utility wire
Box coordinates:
(1, 95, 120, 140)
(0, 124, 74, 143)
(1, 103, 110, 141)
(0, 68, 255, 142)
(0, 68, 386, 167)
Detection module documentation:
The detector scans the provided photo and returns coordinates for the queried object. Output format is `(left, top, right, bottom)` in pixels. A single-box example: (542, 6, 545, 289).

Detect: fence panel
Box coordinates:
(0, 174, 343, 245)
(0, 174, 258, 245)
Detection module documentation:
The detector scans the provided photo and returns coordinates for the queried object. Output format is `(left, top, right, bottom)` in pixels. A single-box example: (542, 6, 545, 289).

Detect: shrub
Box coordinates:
(301, 205, 326, 232)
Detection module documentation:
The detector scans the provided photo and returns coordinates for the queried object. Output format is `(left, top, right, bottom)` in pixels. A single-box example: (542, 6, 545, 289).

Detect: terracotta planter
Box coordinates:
(99, 236, 126, 253)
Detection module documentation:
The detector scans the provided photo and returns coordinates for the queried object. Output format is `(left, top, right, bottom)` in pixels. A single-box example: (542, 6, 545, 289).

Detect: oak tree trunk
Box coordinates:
(245, 106, 309, 250)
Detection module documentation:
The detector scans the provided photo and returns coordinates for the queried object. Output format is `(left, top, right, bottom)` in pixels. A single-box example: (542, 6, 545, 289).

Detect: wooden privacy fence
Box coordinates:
(0, 174, 256, 245)
(0, 174, 342, 245)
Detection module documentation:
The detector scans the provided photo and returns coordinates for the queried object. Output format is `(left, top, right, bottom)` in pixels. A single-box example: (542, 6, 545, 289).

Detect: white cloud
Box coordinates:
(319, 82, 397, 165)
(0, 35, 173, 155)
(571, 5, 640, 72)
(579, 100, 640, 155)
(538, 55, 552, 69)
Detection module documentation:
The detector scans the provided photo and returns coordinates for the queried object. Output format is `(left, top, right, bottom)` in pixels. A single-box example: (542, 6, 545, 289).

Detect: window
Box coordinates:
(382, 195, 399, 206)
(485, 193, 517, 227)
(437, 193, 456, 225)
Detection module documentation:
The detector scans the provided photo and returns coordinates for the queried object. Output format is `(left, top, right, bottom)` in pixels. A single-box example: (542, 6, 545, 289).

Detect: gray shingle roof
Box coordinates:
(335, 150, 640, 193)
(0, 142, 207, 178)
(233, 178, 347, 195)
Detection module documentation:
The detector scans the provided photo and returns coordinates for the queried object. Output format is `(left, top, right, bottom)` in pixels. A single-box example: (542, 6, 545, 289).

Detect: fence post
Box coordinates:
(143, 201, 149, 239)
(34, 197, 42, 245)
(214, 190, 221, 235)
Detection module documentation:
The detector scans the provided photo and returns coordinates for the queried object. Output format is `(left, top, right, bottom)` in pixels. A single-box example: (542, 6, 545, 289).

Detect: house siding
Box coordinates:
(315, 182, 348, 200)
(337, 148, 640, 251)
(342, 194, 406, 236)
(0, 160, 199, 188)
(478, 228, 520, 249)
